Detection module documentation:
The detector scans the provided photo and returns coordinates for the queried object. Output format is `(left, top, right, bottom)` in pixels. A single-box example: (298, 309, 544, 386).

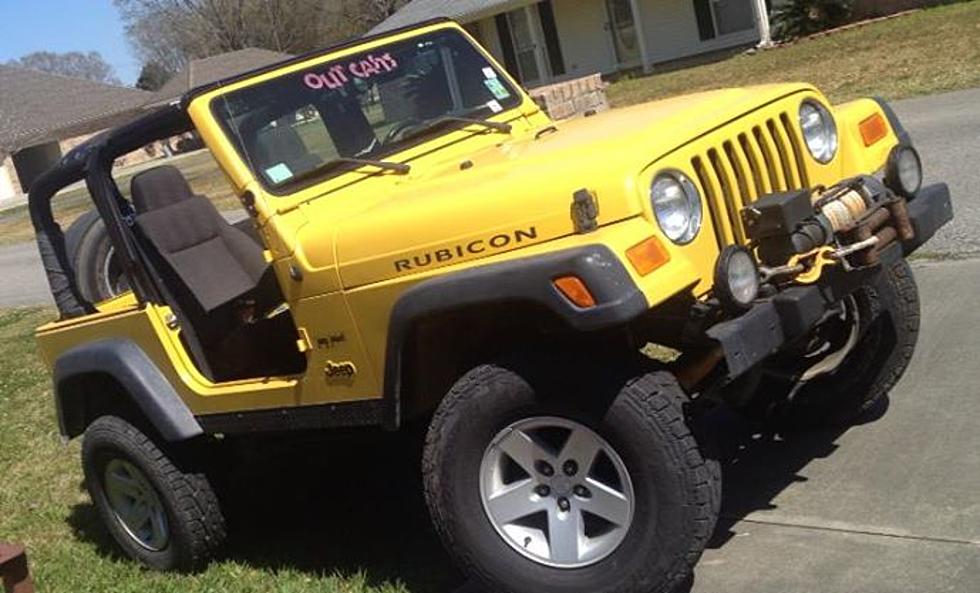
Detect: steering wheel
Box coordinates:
(384, 119, 422, 145)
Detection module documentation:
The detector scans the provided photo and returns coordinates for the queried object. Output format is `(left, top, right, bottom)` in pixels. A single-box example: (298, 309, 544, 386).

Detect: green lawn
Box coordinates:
(0, 308, 457, 593)
(608, 1, 980, 107)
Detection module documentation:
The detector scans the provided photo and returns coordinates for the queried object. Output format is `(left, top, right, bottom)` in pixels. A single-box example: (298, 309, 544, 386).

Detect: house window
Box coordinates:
(537, 1, 566, 77)
(494, 1, 566, 86)
(694, 0, 756, 41)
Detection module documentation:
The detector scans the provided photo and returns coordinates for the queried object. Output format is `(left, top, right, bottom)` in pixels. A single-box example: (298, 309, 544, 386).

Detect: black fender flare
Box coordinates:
(872, 96, 912, 145)
(380, 245, 648, 429)
(52, 338, 203, 442)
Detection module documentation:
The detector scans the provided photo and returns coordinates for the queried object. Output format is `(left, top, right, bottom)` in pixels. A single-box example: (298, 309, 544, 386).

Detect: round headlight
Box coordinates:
(885, 145, 922, 198)
(714, 245, 760, 313)
(799, 101, 838, 164)
(651, 171, 702, 244)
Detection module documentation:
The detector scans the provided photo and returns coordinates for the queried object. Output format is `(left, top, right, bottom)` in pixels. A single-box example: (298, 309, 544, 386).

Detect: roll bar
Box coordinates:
(28, 105, 191, 319)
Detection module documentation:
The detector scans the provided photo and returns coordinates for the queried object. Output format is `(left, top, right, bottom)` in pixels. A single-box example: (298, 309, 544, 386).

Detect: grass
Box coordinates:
(0, 151, 242, 247)
(0, 308, 458, 593)
(607, 1, 980, 107)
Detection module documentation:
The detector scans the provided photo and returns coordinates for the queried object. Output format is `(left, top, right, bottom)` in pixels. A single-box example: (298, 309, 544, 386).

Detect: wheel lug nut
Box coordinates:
(574, 485, 591, 498)
(557, 497, 570, 512)
(535, 485, 551, 497)
(536, 460, 554, 477)
(563, 460, 578, 476)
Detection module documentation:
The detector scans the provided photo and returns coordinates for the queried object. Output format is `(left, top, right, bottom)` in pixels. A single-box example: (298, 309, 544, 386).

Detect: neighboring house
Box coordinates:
(371, 0, 770, 87)
(150, 48, 293, 106)
(0, 65, 151, 202)
(0, 48, 293, 203)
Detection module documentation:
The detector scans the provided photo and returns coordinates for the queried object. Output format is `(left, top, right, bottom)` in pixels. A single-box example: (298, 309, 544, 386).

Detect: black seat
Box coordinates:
(130, 166, 305, 381)
(251, 123, 323, 177)
(131, 165, 269, 313)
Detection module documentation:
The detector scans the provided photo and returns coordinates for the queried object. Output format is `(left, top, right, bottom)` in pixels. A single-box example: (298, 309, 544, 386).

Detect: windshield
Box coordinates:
(212, 29, 522, 193)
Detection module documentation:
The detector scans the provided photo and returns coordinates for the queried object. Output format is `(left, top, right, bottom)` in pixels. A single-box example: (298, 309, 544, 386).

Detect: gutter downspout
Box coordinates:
(753, 0, 774, 48)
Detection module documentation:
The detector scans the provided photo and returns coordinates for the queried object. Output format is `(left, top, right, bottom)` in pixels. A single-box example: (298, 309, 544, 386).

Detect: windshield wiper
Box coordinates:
(287, 157, 411, 185)
(401, 116, 512, 142)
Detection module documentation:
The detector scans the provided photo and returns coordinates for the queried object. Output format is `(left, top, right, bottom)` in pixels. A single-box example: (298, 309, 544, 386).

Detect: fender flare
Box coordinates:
(872, 96, 912, 145)
(380, 245, 648, 429)
(52, 338, 203, 442)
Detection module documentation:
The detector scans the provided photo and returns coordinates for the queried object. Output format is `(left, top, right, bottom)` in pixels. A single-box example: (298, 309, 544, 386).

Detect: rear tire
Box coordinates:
(82, 416, 226, 572)
(423, 365, 719, 593)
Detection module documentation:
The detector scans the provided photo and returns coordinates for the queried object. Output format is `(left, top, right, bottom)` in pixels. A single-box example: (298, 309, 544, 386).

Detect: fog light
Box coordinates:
(714, 246, 760, 313)
(885, 145, 922, 198)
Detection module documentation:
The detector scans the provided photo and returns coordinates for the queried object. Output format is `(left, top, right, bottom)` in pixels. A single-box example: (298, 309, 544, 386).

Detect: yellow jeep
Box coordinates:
(29, 18, 952, 593)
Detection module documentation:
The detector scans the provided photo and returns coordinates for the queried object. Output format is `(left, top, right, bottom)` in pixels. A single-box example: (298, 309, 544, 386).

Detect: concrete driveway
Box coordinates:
(690, 257, 980, 592)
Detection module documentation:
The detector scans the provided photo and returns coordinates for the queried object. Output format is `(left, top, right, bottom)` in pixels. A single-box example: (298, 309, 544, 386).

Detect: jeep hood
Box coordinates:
(300, 84, 813, 288)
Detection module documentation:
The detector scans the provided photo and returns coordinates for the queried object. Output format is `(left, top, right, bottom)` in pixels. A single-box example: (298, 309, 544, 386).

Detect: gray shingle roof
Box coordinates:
(0, 65, 151, 155)
(370, 0, 516, 33)
(152, 48, 293, 106)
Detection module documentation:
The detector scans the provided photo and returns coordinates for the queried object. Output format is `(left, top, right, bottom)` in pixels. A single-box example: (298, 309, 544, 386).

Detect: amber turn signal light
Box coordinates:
(859, 113, 888, 147)
(626, 236, 670, 276)
(553, 276, 597, 309)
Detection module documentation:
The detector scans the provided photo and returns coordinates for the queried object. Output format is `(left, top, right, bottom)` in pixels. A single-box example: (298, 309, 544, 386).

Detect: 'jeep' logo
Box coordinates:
(394, 227, 538, 272)
(324, 361, 357, 379)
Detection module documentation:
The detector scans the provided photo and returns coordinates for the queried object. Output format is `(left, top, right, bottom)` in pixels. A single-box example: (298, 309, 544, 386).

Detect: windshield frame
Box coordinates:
(205, 24, 528, 197)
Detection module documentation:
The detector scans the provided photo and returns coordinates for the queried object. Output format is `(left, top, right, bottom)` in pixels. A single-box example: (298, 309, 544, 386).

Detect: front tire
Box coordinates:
(423, 366, 719, 593)
(81, 416, 226, 572)
(777, 258, 921, 427)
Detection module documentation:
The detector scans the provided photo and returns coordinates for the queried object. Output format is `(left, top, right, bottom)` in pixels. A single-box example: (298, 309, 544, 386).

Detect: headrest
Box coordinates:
(131, 166, 194, 214)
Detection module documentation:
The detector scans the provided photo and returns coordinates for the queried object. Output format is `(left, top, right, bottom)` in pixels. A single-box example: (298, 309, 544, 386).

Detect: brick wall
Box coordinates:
(528, 73, 610, 121)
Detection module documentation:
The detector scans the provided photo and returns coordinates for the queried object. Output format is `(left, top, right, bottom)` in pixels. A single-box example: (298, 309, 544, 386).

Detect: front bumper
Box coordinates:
(708, 182, 953, 381)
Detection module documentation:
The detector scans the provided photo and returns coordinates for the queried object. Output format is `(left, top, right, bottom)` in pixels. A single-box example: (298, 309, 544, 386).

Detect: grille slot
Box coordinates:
(694, 111, 809, 246)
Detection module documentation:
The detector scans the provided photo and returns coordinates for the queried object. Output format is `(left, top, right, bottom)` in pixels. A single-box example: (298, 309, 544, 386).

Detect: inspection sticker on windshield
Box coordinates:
(265, 163, 294, 184)
(484, 78, 510, 100)
(482, 67, 497, 79)
(486, 100, 503, 113)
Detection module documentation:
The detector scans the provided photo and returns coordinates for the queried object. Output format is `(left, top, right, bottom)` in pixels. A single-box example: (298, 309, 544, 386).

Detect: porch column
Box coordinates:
(0, 154, 16, 203)
(628, 0, 654, 73)
(753, 0, 773, 48)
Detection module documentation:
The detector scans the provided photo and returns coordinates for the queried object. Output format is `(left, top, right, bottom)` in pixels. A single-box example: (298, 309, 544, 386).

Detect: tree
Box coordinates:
(114, 1, 409, 69)
(6, 51, 121, 85)
(135, 61, 173, 91)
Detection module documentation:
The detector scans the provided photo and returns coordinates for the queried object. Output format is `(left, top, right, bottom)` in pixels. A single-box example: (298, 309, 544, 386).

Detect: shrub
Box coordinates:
(771, 0, 854, 41)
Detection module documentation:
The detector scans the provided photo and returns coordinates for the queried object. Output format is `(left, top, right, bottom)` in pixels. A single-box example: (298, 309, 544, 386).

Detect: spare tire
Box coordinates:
(64, 210, 129, 303)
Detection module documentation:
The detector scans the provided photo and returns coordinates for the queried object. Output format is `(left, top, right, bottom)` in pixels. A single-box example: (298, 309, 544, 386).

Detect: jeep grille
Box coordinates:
(691, 113, 809, 247)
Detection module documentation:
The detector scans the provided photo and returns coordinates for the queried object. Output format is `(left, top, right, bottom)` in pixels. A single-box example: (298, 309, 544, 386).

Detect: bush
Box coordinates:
(771, 0, 853, 41)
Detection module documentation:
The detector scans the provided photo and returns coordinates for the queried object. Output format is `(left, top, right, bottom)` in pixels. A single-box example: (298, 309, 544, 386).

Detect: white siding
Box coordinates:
(463, 0, 760, 84)
(0, 158, 18, 202)
(470, 16, 507, 65)
(637, 0, 759, 63)
(551, 0, 619, 77)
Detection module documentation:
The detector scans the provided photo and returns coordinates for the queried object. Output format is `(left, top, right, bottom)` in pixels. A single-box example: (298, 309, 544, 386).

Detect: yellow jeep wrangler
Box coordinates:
(30, 18, 952, 593)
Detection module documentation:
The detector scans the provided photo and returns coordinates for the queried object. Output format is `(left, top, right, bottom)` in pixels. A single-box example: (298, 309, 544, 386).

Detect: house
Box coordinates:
(0, 48, 294, 203)
(0, 65, 151, 202)
(371, 0, 771, 88)
(150, 48, 292, 106)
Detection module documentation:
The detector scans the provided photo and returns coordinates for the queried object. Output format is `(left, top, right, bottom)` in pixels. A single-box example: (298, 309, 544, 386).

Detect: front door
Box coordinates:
(506, 7, 547, 86)
(605, 0, 641, 66)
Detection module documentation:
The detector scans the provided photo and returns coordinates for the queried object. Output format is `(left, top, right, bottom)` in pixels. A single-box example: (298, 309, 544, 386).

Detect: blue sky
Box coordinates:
(0, 0, 139, 85)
